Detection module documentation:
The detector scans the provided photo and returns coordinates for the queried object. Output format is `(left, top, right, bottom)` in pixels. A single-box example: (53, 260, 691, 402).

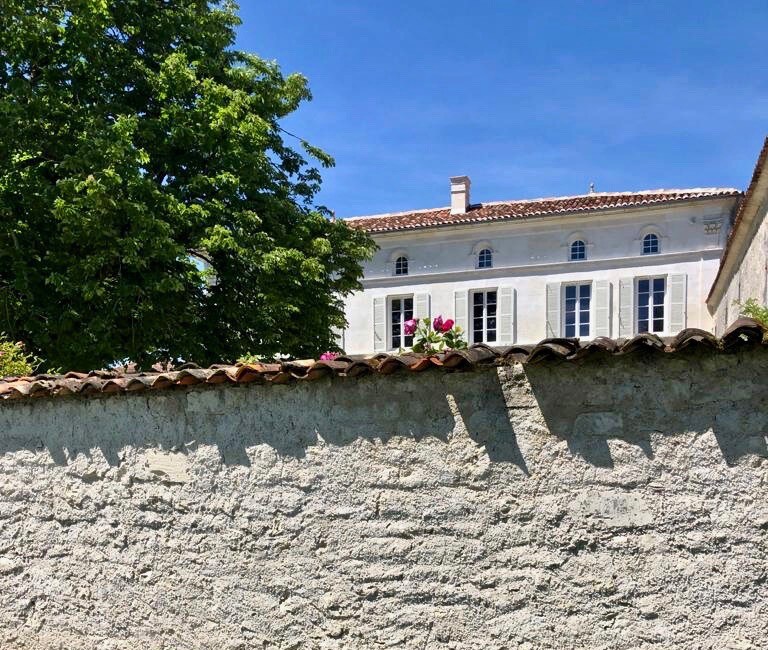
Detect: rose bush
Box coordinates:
(406, 315, 467, 354)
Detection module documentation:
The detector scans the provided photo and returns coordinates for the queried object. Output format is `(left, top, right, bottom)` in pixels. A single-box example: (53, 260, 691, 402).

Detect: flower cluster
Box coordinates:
(403, 315, 467, 354)
(319, 351, 339, 361)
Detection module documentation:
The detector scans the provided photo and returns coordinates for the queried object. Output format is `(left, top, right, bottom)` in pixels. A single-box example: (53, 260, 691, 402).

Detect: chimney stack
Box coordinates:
(450, 175, 471, 214)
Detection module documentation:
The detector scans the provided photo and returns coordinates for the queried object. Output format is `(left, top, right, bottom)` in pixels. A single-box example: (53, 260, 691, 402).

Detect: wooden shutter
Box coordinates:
(373, 296, 386, 352)
(618, 278, 633, 338)
(414, 293, 430, 321)
(545, 282, 561, 338)
(593, 280, 612, 338)
(454, 290, 468, 335)
(498, 286, 516, 345)
(668, 274, 687, 333)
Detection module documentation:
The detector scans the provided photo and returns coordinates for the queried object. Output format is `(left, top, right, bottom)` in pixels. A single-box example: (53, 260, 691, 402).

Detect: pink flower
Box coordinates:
(432, 315, 444, 332)
(441, 319, 455, 332)
(319, 352, 339, 361)
(404, 319, 418, 336)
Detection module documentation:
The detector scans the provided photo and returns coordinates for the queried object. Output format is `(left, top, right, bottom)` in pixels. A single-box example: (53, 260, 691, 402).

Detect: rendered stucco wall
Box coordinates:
(1, 350, 767, 649)
(713, 198, 768, 334)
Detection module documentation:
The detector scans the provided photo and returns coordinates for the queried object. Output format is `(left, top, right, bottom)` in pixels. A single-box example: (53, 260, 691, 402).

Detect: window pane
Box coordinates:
(392, 298, 401, 312)
(565, 324, 575, 337)
(487, 317, 496, 330)
(473, 329, 483, 343)
(638, 320, 649, 333)
(487, 291, 497, 303)
(473, 292, 483, 306)
(653, 306, 664, 320)
(653, 278, 664, 292)
(404, 297, 413, 310)
(487, 330, 496, 342)
(565, 285, 576, 299)
(579, 323, 589, 337)
(565, 311, 575, 325)
(473, 317, 483, 331)
(487, 304, 497, 317)
(565, 298, 576, 313)
(473, 305, 484, 318)
(581, 284, 591, 298)
(404, 335, 413, 347)
(653, 319, 663, 332)
(638, 306, 648, 321)
(638, 279, 649, 293)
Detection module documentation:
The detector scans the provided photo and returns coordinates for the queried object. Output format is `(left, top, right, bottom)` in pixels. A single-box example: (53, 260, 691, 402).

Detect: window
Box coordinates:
(471, 290, 497, 343)
(390, 296, 414, 349)
(570, 240, 586, 261)
(564, 283, 591, 337)
(477, 248, 493, 269)
(637, 277, 665, 333)
(642, 233, 660, 255)
(394, 256, 409, 276)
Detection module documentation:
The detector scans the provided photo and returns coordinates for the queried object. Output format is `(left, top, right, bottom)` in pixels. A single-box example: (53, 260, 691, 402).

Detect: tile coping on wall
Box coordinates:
(0, 318, 764, 402)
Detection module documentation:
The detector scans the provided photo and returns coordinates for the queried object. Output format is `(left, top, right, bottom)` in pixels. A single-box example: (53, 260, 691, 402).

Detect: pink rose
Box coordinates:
(319, 352, 339, 361)
(404, 319, 418, 336)
(441, 319, 454, 332)
(432, 315, 444, 332)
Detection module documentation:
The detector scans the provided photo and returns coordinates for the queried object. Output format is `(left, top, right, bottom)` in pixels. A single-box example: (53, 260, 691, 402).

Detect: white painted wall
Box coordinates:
(342, 197, 737, 354)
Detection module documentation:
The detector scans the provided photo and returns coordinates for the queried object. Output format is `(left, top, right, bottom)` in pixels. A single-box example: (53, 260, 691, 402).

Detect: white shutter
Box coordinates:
(373, 297, 386, 352)
(545, 282, 561, 338)
(593, 280, 612, 338)
(618, 278, 634, 338)
(498, 286, 516, 345)
(668, 274, 687, 333)
(414, 293, 430, 321)
(454, 290, 468, 335)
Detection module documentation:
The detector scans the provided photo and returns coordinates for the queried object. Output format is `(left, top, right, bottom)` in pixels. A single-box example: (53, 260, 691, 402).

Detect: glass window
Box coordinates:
(570, 240, 586, 261)
(642, 233, 660, 255)
(637, 277, 665, 333)
(390, 297, 414, 349)
(564, 283, 591, 338)
(471, 290, 497, 344)
(478, 248, 493, 269)
(394, 256, 408, 276)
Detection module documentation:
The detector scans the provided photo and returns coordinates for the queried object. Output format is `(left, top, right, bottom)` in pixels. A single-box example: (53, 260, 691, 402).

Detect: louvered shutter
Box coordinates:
(545, 283, 561, 338)
(593, 280, 612, 338)
(618, 278, 634, 338)
(454, 290, 468, 335)
(373, 297, 386, 352)
(498, 286, 516, 345)
(414, 293, 430, 321)
(668, 274, 687, 334)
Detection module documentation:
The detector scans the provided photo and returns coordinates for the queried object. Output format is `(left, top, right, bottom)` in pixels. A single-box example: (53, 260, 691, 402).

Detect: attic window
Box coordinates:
(642, 233, 660, 255)
(477, 248, 493, 269)
(569, 240, 586, 261)
(394, 256, 409, 276)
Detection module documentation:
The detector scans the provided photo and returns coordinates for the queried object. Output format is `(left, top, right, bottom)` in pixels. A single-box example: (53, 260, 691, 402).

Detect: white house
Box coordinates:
(341, 177, 741, 354)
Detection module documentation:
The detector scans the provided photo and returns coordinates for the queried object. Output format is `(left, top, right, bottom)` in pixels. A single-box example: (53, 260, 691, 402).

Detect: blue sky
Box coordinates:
(235, 1, 767, 217)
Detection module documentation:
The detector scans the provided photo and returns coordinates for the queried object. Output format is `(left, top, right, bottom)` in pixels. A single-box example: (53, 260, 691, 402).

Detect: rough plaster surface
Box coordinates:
(0, 350, 767, 649)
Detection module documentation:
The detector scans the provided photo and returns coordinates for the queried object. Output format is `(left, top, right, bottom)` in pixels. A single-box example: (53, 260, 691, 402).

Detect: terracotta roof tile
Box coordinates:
(346, 188, 742, 234)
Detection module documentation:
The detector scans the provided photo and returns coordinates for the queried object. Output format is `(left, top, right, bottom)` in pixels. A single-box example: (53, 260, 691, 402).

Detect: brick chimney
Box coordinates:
(450, 175, 471, 214)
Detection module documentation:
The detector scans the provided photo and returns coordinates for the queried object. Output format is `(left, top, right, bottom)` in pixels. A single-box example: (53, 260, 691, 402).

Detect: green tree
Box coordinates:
(0, 0, 374, 370)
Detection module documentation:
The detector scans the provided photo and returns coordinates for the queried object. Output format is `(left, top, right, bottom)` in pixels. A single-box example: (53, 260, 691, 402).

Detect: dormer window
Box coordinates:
(642, 233, 660, 255)
(477, 248, 493, 269)
(394, 256, 409, 276)
(569, 240, 586, 261)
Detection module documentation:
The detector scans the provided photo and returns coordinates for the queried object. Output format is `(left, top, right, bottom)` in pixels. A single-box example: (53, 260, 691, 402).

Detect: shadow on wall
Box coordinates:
(0, 369, 529, 472)
(524, 346, 768, 468)
(0, 347, 766, 470)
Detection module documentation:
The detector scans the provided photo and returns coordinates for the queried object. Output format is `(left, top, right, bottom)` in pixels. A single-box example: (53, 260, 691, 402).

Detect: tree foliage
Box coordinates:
(0, 0, 375, 370)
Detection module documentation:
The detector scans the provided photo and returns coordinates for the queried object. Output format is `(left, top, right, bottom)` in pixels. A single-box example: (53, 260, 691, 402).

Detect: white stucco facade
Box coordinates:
(342, 193, 739, 354)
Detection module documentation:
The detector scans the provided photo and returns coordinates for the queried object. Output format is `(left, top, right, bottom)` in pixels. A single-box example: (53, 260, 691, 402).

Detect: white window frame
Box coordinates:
(635, 275, 667, 335)
(469, 289, 499, 344)
(569, 239, 587, 261)
(477, 248, 493, 269)
(641, 233, 660, 255)
(388, 294, 414, 350)
(562, 282, 593, 338)
(393, 256, 409, 276)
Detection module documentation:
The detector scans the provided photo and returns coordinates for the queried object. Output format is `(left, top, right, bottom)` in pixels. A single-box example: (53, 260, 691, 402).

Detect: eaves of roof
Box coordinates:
(707, 137, 768, 306)
(1, 319, 764, 403)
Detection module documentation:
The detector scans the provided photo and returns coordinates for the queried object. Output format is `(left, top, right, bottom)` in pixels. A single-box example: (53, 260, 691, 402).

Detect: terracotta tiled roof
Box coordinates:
(707, 136, 768, 303)
(1, 320, 764, 402)
(346, 188, 741, 234)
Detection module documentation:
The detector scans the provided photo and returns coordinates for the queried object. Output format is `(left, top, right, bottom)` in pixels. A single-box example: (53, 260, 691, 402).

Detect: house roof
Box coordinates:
(0, 319, 764, 402)
(346, 188, 742, 234)
(707, 137, 768, 305)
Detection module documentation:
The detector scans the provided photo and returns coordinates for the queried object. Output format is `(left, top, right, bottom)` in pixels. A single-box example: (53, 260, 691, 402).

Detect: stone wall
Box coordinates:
(0, 349, 767, 649)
